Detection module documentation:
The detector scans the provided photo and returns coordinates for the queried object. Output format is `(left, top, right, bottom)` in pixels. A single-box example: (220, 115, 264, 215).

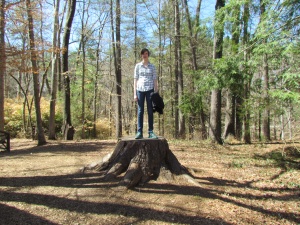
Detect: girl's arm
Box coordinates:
(134, 78, 138, 101)
(154, 79, 158, 93)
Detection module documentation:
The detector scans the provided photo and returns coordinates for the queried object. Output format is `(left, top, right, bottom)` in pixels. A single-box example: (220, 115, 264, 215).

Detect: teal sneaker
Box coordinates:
(135, 132, 143, 139)
(148, 131, 158, 139)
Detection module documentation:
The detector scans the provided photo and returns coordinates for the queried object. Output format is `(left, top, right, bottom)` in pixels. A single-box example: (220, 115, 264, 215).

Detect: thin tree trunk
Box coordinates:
(49, 0, 60, 140)
(0, 0, 5, 131)
(173, 8, 179, 138)
(115, 0, 122, 138)
(80, 0, 87, 139)
(62, 0, 76, 140)
(134, 0, 138, 134)
(288, 104, 292, 140)
(183, 0, 207, 140)
(242, 0, 251, 144)
(58, 1, 68, 92)
(26, 0, 46, 145)
(262, 52, 270, 141)
(174, 0, 185, 138)
(158, 0, 164, 137)
(260, 0, 270, 141)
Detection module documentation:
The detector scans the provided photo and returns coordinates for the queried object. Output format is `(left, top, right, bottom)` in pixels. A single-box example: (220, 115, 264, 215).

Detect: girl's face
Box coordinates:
(142, 51, 149, 60)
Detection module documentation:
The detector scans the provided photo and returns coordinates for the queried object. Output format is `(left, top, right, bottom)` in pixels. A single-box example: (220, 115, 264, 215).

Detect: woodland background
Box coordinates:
(0, 0, 299, 145)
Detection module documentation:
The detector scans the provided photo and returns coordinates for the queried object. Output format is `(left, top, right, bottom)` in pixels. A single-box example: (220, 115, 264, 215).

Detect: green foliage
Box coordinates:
(229, 160, 244, 168)
(179, 92, 205, 116)
(211, 56, 240, 91)
(270, 89, 300, 104)
(256, 146, 300, 170)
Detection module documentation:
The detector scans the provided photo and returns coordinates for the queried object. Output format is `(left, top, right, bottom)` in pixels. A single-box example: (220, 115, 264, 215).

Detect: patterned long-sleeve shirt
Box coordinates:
(134, 61, 157, 92)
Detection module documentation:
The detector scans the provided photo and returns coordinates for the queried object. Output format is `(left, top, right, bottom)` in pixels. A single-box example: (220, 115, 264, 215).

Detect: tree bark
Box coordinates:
(242, 1, 251, 143)
(260, 0, 271, 141)
(209, 0, 225, 144)
(224, 3, 240, 140)
(0, 0, 5, 131)
(81, 138, 192, 189)
(223, 91, 235, 139)
(173, 0, 185, 138)
(115, 0, 122, 138)
(62, 0, 76, 140)
(26, 0, 46, 145)
(49, 0, 60, 140)
(80, 1, 87, 139)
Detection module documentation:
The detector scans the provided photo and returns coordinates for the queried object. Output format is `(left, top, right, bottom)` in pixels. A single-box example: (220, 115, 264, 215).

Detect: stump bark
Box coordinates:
(81, 137, 192, 189)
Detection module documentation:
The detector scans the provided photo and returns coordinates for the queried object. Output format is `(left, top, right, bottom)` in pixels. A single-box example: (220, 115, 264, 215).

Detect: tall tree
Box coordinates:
(157, 0, 165, 137)
(80, 0, 87, 138)
(62, 0, 76, 140)
(223, 2, 240, 139)
(260, 0, 271, 141)
(174, 0, 185, 138)
(242, 0, 251, 143)
(25, 0, 46, 145)
(0, 0, 5, 131)
(93, 13, 108, 138)
(183, 0, 207, 140)
(115, 0, 122, 138)
(49, 0, 60, 140)
(209, 0, 225, 144)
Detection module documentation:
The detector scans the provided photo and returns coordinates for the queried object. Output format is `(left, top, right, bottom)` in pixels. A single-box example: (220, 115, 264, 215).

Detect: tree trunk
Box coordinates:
(243, 82, 251, 143)
(81, 138, 192, 189)
(259, 0, 271, 141)
(26, 0, 46, 145)
(224, 3, 240, 140)
(115, 0, 122, 138)
(183, 0, 207, 140)
(49, 0, 60, 140)
(0, 0, 5, 131)
(93, 19, 106, 138)
(262, 52, 270, 141)
(174, 0, 185, 138)
(242, 1, 251, 144)
(223, 91, 235, 139)
(209, 0, 225, 144)
(62, 0, 76, 140)
(209, 90, 222, 144)
(80, 4, 86, 139)
(111, 0, 122, 138)
(157, 0, 165, 137)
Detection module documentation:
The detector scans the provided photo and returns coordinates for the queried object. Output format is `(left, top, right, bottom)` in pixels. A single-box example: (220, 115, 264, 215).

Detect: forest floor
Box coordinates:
(0, 138, 299, 225)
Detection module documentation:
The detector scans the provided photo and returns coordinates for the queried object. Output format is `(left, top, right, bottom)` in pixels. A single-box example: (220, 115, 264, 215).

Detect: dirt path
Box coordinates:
(0, 139, 299, 225)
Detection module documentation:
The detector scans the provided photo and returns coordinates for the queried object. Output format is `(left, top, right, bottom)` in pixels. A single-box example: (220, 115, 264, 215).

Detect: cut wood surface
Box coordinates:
(81, 137, 193, 188)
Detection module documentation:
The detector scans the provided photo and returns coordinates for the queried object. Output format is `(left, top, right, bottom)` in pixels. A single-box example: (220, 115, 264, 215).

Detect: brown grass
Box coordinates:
(0, 139, 299, 225)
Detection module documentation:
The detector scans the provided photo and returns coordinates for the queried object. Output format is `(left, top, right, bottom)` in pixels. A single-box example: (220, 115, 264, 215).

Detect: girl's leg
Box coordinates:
(145, 90, 154, 132)
(137, 91, 146, 133)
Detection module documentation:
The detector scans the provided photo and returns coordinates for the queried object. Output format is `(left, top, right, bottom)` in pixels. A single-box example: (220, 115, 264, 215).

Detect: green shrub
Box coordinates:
(4, 97, 63, 138)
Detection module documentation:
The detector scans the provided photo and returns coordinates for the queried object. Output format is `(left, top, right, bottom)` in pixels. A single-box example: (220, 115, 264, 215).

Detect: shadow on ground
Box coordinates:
(0, 170, 299, 224)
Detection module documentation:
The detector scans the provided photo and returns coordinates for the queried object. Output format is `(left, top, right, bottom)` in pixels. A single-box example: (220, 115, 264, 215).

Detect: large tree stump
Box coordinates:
(81, 137, 194, 189)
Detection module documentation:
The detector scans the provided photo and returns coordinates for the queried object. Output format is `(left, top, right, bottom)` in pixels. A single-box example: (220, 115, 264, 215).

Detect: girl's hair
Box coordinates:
(141, 48, 150, 56)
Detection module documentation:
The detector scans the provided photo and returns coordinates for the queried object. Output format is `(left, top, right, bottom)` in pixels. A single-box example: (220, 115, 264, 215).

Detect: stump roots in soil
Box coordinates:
(81, 137, 195, 189)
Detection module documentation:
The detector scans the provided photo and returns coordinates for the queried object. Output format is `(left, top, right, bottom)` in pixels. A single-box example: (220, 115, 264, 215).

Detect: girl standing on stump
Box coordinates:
(134, 48, 158, 139)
